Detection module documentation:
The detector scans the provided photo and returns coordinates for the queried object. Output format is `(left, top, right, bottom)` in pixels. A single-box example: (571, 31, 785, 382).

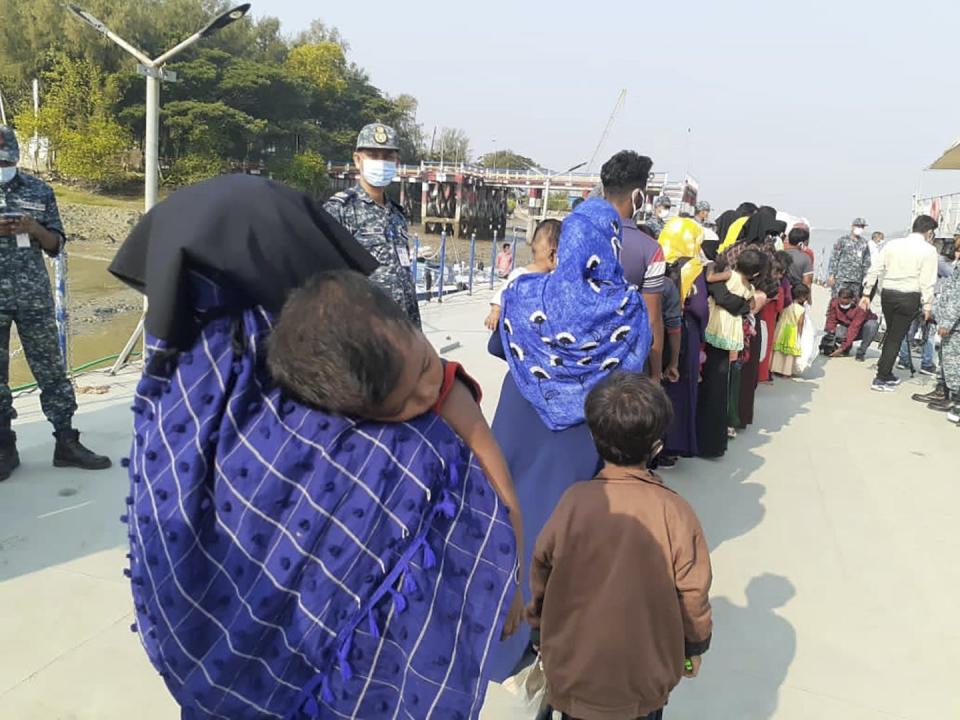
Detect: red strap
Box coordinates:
(432, 360, 482, 413)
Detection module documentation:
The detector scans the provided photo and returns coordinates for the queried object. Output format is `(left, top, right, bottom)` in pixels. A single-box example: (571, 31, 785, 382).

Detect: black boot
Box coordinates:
(913, 383, 949, 403)
(927, 396, 954, 412)
(53, 429, 112, 470)
(0, 429, 20, 482)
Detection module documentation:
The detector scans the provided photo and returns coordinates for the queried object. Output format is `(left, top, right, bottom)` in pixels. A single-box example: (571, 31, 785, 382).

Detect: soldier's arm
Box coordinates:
(322, 193, 353, 235)
(827, 241, 841, 277)
(21, 186, 65, 257)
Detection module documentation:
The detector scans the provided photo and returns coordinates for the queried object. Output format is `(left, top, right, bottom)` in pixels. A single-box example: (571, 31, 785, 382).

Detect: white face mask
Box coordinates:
(630, 190, 643, 219)
(0, 166, 17, 184)
(657, 208, 670, 219)
(852, 227, 864, 237)
(839, 303, 853, 310)
(360, 159, 397, 188)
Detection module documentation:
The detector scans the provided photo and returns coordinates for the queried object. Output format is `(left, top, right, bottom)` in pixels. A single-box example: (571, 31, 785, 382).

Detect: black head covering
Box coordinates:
(739, 205, 781, 246)
(713, 209, 737, 246)
(109, 174, 378, 349)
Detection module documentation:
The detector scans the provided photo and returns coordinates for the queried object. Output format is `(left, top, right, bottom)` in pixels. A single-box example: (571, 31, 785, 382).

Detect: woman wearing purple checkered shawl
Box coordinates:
(109, 175, 517, 720)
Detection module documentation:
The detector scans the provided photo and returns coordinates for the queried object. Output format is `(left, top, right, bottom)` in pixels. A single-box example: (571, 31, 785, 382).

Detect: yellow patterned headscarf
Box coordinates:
(659, 217, 704, 303)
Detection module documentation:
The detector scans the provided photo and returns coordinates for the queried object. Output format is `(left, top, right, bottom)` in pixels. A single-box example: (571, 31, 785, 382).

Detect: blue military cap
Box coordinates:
(0, 125, 19, 164)
(356, 123, 399, 152)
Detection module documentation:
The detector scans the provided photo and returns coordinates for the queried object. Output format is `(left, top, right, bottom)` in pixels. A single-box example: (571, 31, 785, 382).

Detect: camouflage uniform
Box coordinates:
(827, 234, 870, 297)
(0, 127, 76, 431)
(644, 196, 672, 239)
(934, 264, 960, 393)
(323, 124, 421, 327)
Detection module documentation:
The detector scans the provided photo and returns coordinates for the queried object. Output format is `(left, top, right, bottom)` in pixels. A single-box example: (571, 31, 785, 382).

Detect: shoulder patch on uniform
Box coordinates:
(328, 189, 356, 204)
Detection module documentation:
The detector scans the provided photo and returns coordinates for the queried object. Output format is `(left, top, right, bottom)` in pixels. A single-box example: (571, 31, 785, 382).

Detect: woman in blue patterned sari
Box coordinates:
(109, 175, 517, 720)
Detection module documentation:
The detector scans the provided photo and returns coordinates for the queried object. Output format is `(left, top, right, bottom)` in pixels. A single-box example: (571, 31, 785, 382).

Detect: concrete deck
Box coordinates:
(1, 287, 957, 719)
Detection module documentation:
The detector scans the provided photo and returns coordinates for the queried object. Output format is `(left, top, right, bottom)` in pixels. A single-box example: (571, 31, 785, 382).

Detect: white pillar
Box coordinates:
(144, 73, 160, 212)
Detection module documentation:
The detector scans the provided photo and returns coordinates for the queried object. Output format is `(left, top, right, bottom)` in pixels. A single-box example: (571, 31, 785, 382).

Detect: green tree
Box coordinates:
(271, 150, 328, 195)
(1, 1, 430, 186)
(12, 52, 130, 186)
(479, 150, 538, 171)
(284, 43, 348, 96)
(426, 127, 471, 163)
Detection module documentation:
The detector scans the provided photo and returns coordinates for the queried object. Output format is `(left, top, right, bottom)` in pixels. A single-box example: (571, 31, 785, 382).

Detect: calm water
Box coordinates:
(9, 251, 140, 387)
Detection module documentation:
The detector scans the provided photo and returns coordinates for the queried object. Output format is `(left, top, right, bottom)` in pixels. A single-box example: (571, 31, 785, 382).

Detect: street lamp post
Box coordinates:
(67, 2, 251, 373)
(540, 161, 587, 223)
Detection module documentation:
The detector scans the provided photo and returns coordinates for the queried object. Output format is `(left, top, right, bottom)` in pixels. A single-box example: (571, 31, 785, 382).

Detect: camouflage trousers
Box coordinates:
(0, 306, 76, 431)
(942, 331, 960, 394)
(831, 280, 862, 298)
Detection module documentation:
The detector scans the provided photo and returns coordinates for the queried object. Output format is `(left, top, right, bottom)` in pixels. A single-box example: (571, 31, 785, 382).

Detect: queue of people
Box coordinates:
(8, 108, 960, 720)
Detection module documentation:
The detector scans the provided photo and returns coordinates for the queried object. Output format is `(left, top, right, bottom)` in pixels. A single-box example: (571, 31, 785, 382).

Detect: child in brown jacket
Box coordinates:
(528, 372, 713, 720)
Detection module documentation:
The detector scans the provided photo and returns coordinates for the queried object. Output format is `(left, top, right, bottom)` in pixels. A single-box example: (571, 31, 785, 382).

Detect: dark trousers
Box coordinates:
(0, 306, 76, 431)
(877, 289, 921, 380)
(561, 710, 663, 720)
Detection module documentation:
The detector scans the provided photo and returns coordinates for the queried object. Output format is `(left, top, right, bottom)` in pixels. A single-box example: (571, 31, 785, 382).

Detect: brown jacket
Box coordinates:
(528, 468, 712, 720)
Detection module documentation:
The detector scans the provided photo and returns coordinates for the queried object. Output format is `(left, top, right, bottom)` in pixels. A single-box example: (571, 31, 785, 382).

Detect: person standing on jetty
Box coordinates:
(0, 124, 111, 480)
(324, 123, 420, 326)
(828, 217, 871, 297)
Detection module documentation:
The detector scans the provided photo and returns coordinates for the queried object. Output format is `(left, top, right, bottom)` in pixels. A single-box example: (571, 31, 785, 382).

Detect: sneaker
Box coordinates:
(855, 354, 866, 362)
(896, 361, 910, 371)
(882, 376, 902, 387)
(948, 406, 960, 423)
(658, 455, 678, 469)
(918, 365, 938, 377)
(871, 378, 894, 393)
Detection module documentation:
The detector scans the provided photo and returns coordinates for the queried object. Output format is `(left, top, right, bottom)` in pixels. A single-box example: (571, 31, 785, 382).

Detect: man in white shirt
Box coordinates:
(860, 215, 939, 392)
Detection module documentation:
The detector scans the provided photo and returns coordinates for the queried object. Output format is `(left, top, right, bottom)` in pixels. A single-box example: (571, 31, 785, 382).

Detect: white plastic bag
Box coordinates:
(796, 305, 818, 374)
(482, 657, 550, 719)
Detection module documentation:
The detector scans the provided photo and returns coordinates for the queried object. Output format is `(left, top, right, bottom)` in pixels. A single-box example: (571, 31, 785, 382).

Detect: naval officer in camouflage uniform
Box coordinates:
(0, 125, 111, 481)
(827, 216, 871, 297)
(324, 123, 421, 327)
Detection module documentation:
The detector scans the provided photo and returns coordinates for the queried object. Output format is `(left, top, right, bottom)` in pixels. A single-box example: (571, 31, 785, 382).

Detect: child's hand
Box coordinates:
(663, 365, 680, 383)
(501, 588, 525, 640)
(683, 655, 702, 678)
(484, 305, 501, 331)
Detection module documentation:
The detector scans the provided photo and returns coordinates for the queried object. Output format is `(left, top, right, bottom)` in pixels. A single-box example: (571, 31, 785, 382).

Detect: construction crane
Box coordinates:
(586, 89, 627, 174)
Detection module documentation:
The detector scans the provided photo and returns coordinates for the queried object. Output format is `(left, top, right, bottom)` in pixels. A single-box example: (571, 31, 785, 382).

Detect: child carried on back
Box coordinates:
(484, 219, 561, 330)
(267, 270, 525, 636)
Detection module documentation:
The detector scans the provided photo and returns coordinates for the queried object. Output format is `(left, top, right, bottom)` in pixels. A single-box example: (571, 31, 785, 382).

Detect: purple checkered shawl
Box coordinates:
(123, 275, 517, 719)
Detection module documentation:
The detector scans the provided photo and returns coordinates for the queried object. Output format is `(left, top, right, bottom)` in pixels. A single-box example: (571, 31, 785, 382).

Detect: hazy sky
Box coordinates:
(260, 0, 960, 232)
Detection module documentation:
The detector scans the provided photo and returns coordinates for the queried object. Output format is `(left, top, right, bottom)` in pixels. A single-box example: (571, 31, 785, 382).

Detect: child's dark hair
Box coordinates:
(532, 219, 561, 249)
(837, 286, 856, 301)
(735, 248, 767, 279)
(774, 250, 793, 271)
(267, 271, 414, 415)
(585, 372, 673, 466)
(792, 284, 811, 303)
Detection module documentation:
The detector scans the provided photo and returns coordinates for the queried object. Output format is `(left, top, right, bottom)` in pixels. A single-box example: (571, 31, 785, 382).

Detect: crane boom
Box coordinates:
(586, 89, 627, 173)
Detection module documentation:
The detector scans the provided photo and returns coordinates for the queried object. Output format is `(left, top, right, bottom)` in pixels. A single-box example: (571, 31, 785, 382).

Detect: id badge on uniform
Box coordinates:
(16, 233, 31, 249)
(396, 245, 412, 268)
